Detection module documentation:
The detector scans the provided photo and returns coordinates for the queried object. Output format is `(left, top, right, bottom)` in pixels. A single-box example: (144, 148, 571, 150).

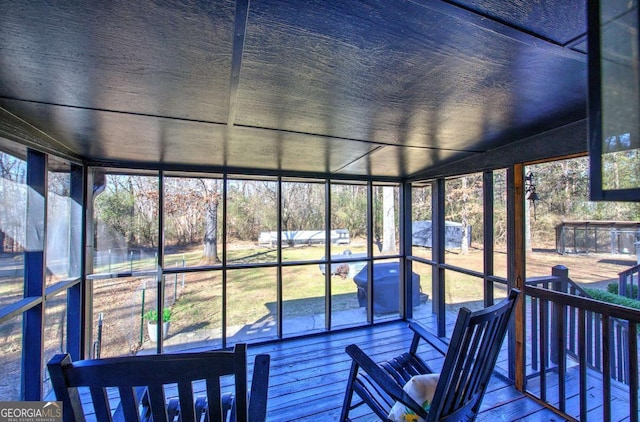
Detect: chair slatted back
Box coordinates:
(48, 343, 270, 422)
(427, 289, 518, 421)
(340, 289, 519, 421)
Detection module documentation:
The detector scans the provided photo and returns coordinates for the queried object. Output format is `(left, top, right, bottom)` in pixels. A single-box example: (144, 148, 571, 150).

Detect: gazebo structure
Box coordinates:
(1, 1, 639, 420)
(556, 220, 640, 255)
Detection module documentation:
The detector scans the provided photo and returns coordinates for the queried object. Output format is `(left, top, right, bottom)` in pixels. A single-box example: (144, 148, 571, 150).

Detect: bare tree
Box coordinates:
(201, 179, 221, 264)
(0, 152, 26, 252)
(382, 186, 396, 253)
(460, 177, 469, 254)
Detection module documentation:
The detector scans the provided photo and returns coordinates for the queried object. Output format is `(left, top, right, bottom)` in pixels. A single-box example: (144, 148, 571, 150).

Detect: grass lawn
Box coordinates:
(1, 241, 636, 359)
(170, 244, 367, 334)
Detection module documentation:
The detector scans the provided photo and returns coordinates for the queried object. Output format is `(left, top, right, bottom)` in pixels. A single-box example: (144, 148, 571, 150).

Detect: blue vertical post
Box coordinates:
(400, 182, 412, 319)
(173, 263, 178, 304)
(95, 313, 103, 359)
(324, 179, 332, 331)
(366, 182, 373, 324)
(221, 175, 228, 348)
(432, 178, 446, 337)
(22, 149, 47, 400)
(140, 281, 146, 344)
(276, 176, 283, 339)
(483, 171, 495, 307)
(156, 172, 165, 353)
(67, 163, 85, 361)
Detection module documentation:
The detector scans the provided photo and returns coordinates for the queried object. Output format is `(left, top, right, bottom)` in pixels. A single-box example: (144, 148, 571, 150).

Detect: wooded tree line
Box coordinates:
(0, 153, 26, 252)
(88, 156, 640, 254)
(439, 158, 640, 248)
(1, 152, 637, 256)
(93, 178, 397, 253)
(529, 158, 640, 245)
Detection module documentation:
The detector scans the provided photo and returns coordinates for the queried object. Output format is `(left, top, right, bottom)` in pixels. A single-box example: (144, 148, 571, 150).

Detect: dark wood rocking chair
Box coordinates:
(47, 343, 270, 422)
(341, 289, 519, 421)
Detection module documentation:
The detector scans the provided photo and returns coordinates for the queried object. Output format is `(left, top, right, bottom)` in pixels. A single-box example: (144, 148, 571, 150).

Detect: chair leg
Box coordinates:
(340, 360, 359, 421)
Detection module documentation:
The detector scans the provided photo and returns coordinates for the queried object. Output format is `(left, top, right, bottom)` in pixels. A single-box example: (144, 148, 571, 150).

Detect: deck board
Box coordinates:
(75, 317, 634, 421)
(246, 321, 565, 421)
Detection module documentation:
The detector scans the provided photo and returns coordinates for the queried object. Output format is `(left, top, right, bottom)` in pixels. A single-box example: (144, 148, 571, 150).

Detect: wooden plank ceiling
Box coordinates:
(0, 0, 588, 179)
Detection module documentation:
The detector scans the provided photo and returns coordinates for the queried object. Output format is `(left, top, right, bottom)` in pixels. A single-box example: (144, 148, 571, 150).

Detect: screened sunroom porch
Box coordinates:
(2, 0, 640, 420)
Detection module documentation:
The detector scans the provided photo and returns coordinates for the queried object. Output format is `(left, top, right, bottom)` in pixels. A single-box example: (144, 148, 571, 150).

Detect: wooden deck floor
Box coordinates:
(246, 320, 564, 421)
(75, 306, 635, 420)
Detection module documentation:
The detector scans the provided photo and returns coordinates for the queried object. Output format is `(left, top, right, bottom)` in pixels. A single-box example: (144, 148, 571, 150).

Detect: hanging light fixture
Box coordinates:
(525, 171, 540, 220)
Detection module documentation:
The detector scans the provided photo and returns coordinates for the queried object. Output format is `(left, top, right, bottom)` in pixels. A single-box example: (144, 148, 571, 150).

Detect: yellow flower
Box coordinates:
(404, 414, 420, 422)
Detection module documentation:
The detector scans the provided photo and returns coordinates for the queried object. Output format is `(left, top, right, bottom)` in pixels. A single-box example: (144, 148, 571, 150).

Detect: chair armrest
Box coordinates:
(248, 354, 270, 422)
(345, 344, 428, 419)
(408, 322, 449, 356)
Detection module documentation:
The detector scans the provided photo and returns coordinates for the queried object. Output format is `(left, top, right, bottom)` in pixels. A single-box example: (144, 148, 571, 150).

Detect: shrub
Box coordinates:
(606, 282, 639, 298)
(584, 288, 640, 311)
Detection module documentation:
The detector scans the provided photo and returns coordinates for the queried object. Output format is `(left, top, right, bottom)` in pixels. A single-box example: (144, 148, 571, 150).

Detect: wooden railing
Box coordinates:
(618, 263, 640, 300)
(524, 266, 640, 422)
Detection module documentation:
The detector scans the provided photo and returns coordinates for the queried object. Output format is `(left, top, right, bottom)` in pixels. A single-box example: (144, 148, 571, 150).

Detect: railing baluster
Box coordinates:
(531, 297, 538, 372)
(540, 297, 548, 402)
(616, 323, 624, 383)
(622, 323, 629, 385)
(557, 301, 566, 413)
(587, 310, 594, 366)
(578, 308, 587, 421)
(617, 263, 640, 300)
(603, 315, 611, 422)
(594, 313, 601, 369)
(628, 322, 638, 422)
(620, 272, 627, 297)
(569, 290, 577, 355)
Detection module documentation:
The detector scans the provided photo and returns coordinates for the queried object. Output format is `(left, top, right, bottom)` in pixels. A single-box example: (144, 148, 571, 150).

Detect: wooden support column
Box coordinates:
(508, 164, 526, 390)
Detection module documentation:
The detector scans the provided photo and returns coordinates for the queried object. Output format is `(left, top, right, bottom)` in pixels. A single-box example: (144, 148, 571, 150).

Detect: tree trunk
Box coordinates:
(460, 178, 469, 254)
(382, 186, 396, 253)
(203, 200, 220, 263)
(201, 179, 221, 264)
(525, 196, 532, 253)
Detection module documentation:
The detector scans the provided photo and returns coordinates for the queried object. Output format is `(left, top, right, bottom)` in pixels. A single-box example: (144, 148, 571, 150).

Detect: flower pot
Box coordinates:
(147, 321, 170, 342)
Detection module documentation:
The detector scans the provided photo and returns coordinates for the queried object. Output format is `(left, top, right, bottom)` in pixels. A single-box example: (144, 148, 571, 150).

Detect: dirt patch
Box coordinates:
(443, 246, 635, 289)
(526, 249, 635, 289)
